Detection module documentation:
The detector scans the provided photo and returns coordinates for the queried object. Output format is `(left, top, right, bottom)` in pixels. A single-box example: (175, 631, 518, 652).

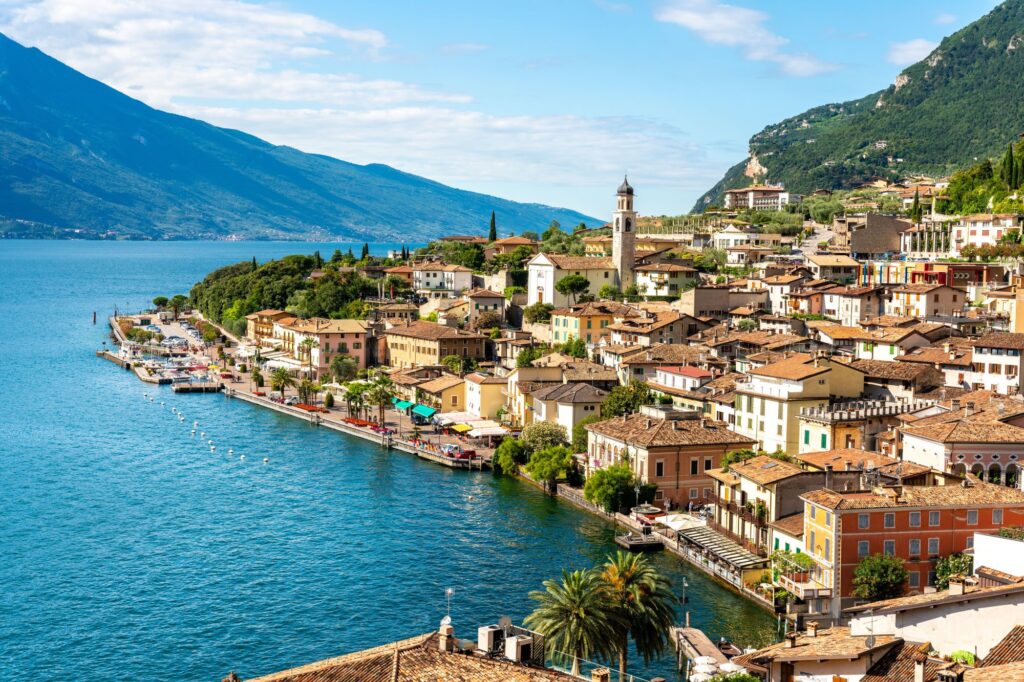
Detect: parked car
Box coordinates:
(284, 396, 299, 406)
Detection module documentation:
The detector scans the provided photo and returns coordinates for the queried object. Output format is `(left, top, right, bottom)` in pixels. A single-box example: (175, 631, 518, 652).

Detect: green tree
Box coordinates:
(523, 303, 554, 324)
(474, 310, 502, 330)
(556, 274, 591, 305)
(522, 421, 568, 452)
(298, 337, 319, 376)
(598, 284, 622, 300)
(584, 463, 637, 513)
(361, 243, 370, 259)
(344, 381, 368, 419)
(366, 373, 395, 425)
(330, 354, 358, 383)
(557, 336, 587, 358)
(324, 391, 335, 408)
(572, 414, 602, 453)
(152, 296, 169, 309)
(600, 551, 676, 682)
(526, 444, 573, 492)
(736, 318, 758, 331)
(516, 346, 545, 368)
(441, 354, 476, 375)
(934, 553, 973, 590)
(524, 569, 622, 677)
(297, 378, 318, 404)
(488, 210, 497, 241)
(909, 190, 922, 223)
(250, 366, 264, 390)
(270, 367, 295, 397)
(169, 294, 189, 320)
(852, 554, 909, 601)
(492, 438, 529, 475)
(601, 382, 652, 418)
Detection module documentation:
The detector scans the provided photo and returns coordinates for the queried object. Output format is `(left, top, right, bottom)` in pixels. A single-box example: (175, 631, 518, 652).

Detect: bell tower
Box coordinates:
(611, 175, 636, 289)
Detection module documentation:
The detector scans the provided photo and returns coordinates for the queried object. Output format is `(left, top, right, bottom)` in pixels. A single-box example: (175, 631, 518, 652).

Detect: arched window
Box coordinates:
(989, 462, 1003, 485)
(1006, 463, 1019, 488)
(625, 218, 632, 232)
(951, 463, 967, 477)
(970, 463, 985, 478)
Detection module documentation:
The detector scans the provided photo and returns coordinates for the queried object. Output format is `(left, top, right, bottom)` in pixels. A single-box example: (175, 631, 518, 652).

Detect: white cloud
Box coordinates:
(654, 0, 837, 77)
(0, 0, 720, 214)
(934, 13, 956, 25)
(887, 38, 938, 66)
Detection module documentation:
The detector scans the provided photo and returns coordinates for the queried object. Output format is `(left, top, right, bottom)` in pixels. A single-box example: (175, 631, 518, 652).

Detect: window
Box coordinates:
(967, 510, 978, 525)
(858, 540, 869, 557)
(909, 538, 921, 557)
(690, 460, 698, 475)
(824, 538, 831, 558)
(825, 512, 832, 528)
(804, 430, 810, 445)
(994, 509, 1004, 524)
(655, 461, 664, 477)
(809, 530, 816, 554)
(820, 433, 827, 449)
(966, 535, 975, 549)
(909, 512, 920, 528)
(928, 570, 937, 586)
(858, 513, 869, 529)
(928, 538, 940, 556)
(884, 540, 895, 556)
(929, 511, 940, 527)
(704, 458, 712, 471)
(909, 571, 920, 588)
(884, 512, 895, 528)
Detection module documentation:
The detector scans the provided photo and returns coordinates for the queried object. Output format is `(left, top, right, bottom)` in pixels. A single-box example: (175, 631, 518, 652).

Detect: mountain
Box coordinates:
(0, 34, 596, 241)
(694, 0, 1024, 211)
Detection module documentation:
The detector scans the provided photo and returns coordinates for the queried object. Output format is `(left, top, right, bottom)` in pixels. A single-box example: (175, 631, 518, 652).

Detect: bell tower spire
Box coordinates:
(612, 175, 636, 289)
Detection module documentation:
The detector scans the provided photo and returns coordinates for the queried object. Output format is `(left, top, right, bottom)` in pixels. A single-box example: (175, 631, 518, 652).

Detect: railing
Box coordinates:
(778, 571, 832, 599)
(707, 519, 768, 557)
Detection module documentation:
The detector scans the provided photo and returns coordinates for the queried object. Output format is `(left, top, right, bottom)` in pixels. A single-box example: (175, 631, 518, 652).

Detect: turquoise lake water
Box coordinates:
(0, 241, 777, 681)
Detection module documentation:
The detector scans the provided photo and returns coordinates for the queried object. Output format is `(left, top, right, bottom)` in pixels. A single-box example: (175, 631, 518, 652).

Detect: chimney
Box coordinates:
(806, 621, 819, 638)
(943, 342, 951, 354)
(784, 632, 798, 648)
(438, 623, 455, 653)
(824, 465, 833, 491)
(951, 398, 961, 411)
(948, 576, 965, 596)
(914, 653, 927, 682)
(591, 668, 611, 682)
(645, 419, 652, 429)
(937, 669, 964, 682)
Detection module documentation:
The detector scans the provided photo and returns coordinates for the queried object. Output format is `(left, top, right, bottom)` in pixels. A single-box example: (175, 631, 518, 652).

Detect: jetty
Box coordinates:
(672, 626, 729, 667)
(614, 531, 664, 552)
(172, 381, 222, 393)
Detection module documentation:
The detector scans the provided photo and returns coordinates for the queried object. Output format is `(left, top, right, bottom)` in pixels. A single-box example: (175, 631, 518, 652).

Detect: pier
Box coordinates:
(172, 381, 222, 393)
(614, 531, 664, 552)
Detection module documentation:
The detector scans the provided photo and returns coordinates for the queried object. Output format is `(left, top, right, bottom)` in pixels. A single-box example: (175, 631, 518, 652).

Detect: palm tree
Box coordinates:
(525, 569, 622, 677)
(250, 366, 263, 391)
(345, 381, 367, 419)
(600, 551, 676, 682)
(366, 373, 395, 425)
(298, 337, 319, 376)
(270, 367, 295, 397)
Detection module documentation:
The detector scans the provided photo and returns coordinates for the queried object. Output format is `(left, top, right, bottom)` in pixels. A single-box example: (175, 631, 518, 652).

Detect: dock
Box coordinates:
(172, 381, 222, 393)
(614, 531, 664, 552)
(672, 625, 730, 674)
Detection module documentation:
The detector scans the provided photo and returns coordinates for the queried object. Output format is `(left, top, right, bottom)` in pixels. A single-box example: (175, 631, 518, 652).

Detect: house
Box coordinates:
(463, 372, 506, 419)
(796, 399, 936, 454)
(950, 214, 1022, 256)
(614, 343, 717, 384)
(245, 309, 293, 344)
(723, 185, 801, 211)
(969, 332, 1024, 395)
(633, 262, 698, 296)
(485, 235, 538, 258)
(822, 286, 887, 327)
(435, 297, 470, 327)
(370, 301, 419, 326)
(648, 365, 713, 395)
(549, 301, 636, 345)
(832, 213, 912, 258)
(712, 224, 757, 249)
(272, 318, 373, 376)
(584, 407, 755, 509)
(854, 328, 931, 361)
(889, 284, 963, 318)
(415, 374, 465, 412)
(492, 331, 537, 372)
(530, 382, 606, 437)
(465, 288, 505, 327)
(897, 343, 974, 389)
(384, 321, 487, 369)
(676, 284, 768, 319)
(799, 478, 1024, 623)
(412, 263, 474, 299)
(708, 455, 860, 557)
(726, 244, 776, 266)
(850, 359, 943, 401)
(762, 274, 807, 315)
(733, 353, 865, 455)
(503, 364, 564, 428)
(526, 253, 616, 306)
(383, 264, 414, 286)
(605, 310, 709, 347)
(805, 254, 860, 283)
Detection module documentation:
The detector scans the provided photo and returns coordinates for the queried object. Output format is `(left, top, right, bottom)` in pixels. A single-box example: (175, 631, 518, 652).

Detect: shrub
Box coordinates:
(492, 438, 529, 475)
(852, 554, 909, 600)
(525, 445, 573, 492)
(934, 553, 973, 590)
(324, 392, 335, 408)
(522, 421, 568, 452)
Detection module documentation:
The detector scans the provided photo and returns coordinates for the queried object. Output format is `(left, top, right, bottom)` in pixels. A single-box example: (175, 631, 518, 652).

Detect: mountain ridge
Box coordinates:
(693, 0, 1024, 212)
(0, 34, 597, 240)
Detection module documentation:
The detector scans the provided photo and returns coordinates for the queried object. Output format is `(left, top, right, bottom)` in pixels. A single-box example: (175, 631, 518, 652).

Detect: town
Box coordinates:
(101, 172, 1024, 682)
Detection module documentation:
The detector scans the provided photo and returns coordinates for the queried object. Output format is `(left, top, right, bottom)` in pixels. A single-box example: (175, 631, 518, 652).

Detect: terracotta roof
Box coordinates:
(725, 455, 806, 485)
(741, 626, 898, 664)
(245, 631, 576, 682)
(415, 262, 474, 272)
(975, 332, 1024, 350)
(635, 262, 697, 272)
(746, 353, 829, 381)
(981, 626, 1024, 668)
(545, 255, 614, 270)
(466, 288, 504, 298)
(620, 344, 708, 366)
(966, 661, 1024, 681)
(763, 274, 805, 285)
(818, 324, 868, 341)
(864, 315, 919, 328)
(897, 345, 972, 367)
(795, 449, 901, 472)
(846, 579, 1024, 616)
(851, 359, 934, 382)
(657, 365, 713, 379)
(586, 414, 755, 448)
(550, 301, 637, 317)
(901, 417, 1024, 445)
(862, 641, 963, 682)
(385, 321, 485, 341)
(531, 382, 607, 404)
(893, 283, 949, 294)
(464, 372, 506, 385)
(561, 361, 618, 383)
(770, 512, 805, 537)
(492, 236, 537, 245)
(806, 254, 860, 267)
(802, 476, 1024, 510)
(417, 374, 465, 394)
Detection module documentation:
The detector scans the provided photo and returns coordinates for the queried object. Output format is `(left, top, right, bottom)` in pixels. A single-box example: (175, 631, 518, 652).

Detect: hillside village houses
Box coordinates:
(229, 176, 1024, 668)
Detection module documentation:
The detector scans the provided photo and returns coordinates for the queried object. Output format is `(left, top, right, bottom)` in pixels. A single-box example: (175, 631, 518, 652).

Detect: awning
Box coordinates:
(451, 423, 473, 433)
(468, 426, 507, 438)
(412, 404, 437, 418)
(679, 526, 768, 570)
(394, 399, 414, 410)
(436, 411, 475, 425)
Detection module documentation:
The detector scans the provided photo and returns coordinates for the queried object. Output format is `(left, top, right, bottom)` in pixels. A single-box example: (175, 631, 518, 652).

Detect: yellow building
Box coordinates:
(503, 365, 563, 428)
(734, 354, 864, 455)
(245, 309, 293, 344)
(415, 374, 465, 412)
(550, 301, 636, 345)
(464, 373, 506, 419)
(384, 321, 487, 370)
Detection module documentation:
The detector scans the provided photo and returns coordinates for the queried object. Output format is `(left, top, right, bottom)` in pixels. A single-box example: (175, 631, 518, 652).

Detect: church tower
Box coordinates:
(611, 175, 636, 289)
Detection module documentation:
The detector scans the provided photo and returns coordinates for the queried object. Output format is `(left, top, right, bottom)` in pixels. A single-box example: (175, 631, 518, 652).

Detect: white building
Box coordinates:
(969, 332, 1024, 395)
(821, 286, 886, 328)
(950, 213, 1021, 256)
(723, 185, 801, 211)
(412, 263, 473, 299)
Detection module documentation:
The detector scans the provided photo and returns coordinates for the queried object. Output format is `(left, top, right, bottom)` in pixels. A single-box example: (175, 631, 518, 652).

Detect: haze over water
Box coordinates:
(0, 241, 776, 681)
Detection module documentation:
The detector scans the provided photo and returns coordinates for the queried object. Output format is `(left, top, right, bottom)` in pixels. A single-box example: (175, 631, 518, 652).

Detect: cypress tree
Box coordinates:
(1002, 144, 1015, 188)
(361, 243, 370, 259)
(488, 211, 497, 241)
(251, 256, 257, 272)
(347, 247, 354, 259)
(314, 250, 322, 268)
(1015, 155, 1024, 191)
(910, 190, 921, 223)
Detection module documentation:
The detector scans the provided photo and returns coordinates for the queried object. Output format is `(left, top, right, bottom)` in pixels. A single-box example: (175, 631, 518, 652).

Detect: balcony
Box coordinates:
(778, 571, 832, 600)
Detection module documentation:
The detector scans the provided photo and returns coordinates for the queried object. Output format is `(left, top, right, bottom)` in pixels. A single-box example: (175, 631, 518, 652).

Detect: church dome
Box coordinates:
(617, 175, 634, 196)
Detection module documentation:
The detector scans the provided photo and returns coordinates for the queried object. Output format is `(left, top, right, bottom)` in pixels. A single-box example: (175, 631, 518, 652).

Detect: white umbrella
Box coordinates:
(720, 662, 747, 673)
(692, 663, 718, 675)
(693, 656, 718, 666)
(688, 674, 712, 682)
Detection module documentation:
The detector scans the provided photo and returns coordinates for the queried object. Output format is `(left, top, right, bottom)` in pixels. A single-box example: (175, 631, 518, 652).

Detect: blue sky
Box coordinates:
(0, 0, 1002, 219)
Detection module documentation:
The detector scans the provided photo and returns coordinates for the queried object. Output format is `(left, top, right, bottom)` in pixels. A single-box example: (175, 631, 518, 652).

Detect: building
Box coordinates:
(465, 288, 505, 327)
(805, 254, 861, 284)
(633, 262, 698, 296)
(584, 407, 755, 509)
(605, 309, 708, 347)
(822, 286, 887, 327)
(549, 301, 635, 345)
(384, 321, 487, 369)
(272, 318, 373, 376)
(485, 235, 538, 258)
(611, 175, 637, 291)
(762, 274, 807, 316)
(854, 328, 931, 361)
(371, 301, 419, 326)
(530, 382, 606, 437)
(464, 372, 506, 419)
(889, 284, 963, 318)
(733, 353, 865, 455)
(526, 253, 616, 306)
(833, 213, 911, 258)
(950, 214, 1022, 256)
(412, 263, 474, 299)
(850, 359, 942, 402)
(723, 185, 801, 211)
(649, 365, 713, 394)
(415, 373, 465, 412)
(799, 479, 1024, 623)
(797, 399, 934, 453)
(245, 309, 293, 344)
(383, 264, 414, 286)
(969, 332, 1024, 395)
